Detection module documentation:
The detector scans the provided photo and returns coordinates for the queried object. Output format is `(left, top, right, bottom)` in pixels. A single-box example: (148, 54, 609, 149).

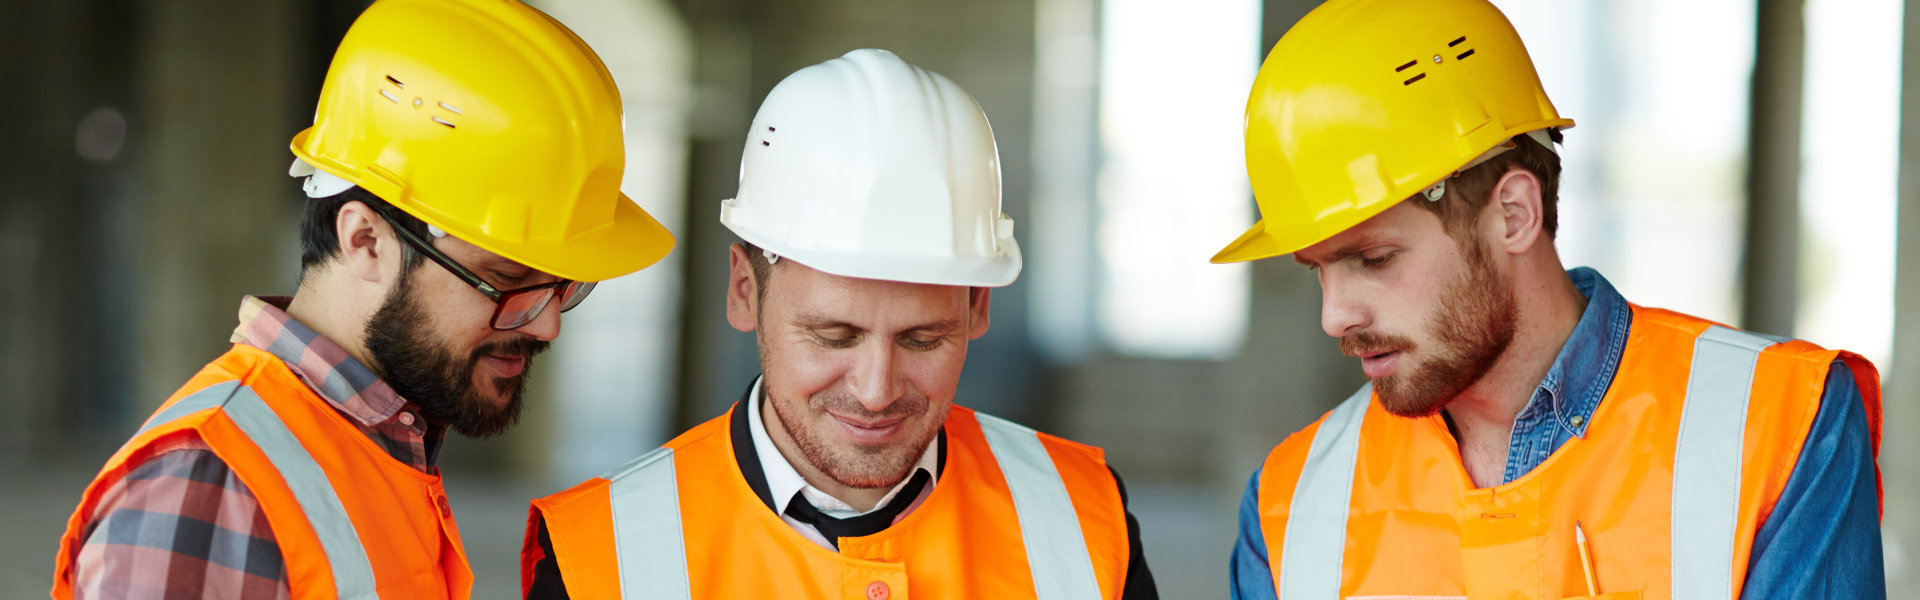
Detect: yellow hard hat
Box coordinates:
(1212, 0, 1573, 264)
(290, 0, 673, 282)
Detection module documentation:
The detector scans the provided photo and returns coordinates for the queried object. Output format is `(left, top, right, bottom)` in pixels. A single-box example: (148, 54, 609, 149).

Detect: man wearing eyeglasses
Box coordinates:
(50, 0, 673, 598)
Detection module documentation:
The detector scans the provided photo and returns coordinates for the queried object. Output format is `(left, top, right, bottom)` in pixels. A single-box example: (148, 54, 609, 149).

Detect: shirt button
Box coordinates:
(865, 581, 889, 600)
(399, 412, 416, 426)
(1568, 414, 1585, 428)
(436, 495, 452, 518)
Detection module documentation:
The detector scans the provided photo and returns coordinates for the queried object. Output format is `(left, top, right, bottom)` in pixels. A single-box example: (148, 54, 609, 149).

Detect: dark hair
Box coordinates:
(1413, 130, 1564, 240)
(297, 186, 431, 284)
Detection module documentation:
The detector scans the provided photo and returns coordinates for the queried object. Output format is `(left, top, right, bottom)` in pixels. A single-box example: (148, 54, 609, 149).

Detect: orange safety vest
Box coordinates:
(52, 344, 474, 599)
(527, 405, 1131, 599)
(1255, 305, 1882, 600)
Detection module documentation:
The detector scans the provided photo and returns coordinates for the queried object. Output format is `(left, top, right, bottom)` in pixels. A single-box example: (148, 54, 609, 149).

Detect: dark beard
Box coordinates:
(364, 273, 547, 439)
(1347, 236, 1518, 417)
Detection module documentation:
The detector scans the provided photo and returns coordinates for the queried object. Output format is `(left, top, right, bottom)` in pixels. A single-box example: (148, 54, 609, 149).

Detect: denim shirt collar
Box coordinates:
(1514, 267, 1632, 441)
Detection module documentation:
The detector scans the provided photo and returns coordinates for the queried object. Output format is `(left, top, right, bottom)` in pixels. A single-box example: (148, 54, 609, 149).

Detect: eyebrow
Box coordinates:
(901, 319, 961, 335)
(1293, 235, 1388, 268)
(792, 313, 860, 331)
(790, 314, 961, 335)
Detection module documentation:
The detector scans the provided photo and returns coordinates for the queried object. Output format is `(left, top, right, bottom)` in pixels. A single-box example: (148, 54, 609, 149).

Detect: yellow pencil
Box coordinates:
(1575, 521, 1600, 595)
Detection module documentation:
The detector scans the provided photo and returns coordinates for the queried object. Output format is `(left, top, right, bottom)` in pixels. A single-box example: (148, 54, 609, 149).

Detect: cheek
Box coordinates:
(1358, 269, 1445, 339)
(900, 346, 968, 406)
(762, 338, 847, 400)
(414, 266, 501, 332)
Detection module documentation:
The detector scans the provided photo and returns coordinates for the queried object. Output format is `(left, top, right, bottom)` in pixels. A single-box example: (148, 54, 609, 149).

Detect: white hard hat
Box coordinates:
(719, 48, 1021, 288)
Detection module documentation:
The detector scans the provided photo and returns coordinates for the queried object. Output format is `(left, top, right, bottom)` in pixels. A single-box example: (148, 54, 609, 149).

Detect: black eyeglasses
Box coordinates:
(377, 211, 595, 330)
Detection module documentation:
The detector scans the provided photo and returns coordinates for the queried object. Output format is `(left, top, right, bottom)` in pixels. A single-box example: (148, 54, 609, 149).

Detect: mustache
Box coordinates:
(473, 336, 550, 361)
(810, 391, 930, 420)
(1340, 330, 1414, 358)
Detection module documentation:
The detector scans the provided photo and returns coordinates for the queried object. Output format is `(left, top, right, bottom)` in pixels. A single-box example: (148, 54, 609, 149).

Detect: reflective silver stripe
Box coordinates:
(221, 387, 381, 599)
(975, 412, 1103, 600)
(1672, 325, 1770, 599)
(135, 380, 243, 436)
(1277, 383, 1373, 600)
(605, 447, 691, 600)
(137, 382, 380, 598)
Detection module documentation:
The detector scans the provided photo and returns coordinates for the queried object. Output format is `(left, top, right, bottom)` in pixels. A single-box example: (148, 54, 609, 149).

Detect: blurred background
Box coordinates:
(2, 0, 1917, 596)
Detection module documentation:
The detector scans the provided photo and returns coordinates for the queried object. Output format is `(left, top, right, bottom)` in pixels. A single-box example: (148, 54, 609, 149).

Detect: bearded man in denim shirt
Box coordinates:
(1216, 0, 1883, 598)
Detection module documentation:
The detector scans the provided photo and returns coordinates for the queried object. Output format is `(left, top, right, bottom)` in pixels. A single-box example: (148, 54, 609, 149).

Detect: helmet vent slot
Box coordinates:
(378, 89, 400, 103)
(438, 102, 463, 114)
(1403, 72, 1427, 86)
(1395, 60, 1417, 72)
(1456, 49, 1476, 61)
(385, 75, 406, 89)
(761, 140, 770, 146)
(767, 126, 776, 132)
(1449, 36, 1467, 47)
(432, 116, 456, 128)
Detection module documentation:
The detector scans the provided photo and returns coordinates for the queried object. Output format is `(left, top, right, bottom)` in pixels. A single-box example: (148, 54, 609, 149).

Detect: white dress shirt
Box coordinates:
(746, 378, 940, 550)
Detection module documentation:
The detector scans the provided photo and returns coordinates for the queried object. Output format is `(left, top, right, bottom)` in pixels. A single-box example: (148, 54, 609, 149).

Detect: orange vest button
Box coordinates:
(865, 581, 889, 600)
(437, 495, 452, 518)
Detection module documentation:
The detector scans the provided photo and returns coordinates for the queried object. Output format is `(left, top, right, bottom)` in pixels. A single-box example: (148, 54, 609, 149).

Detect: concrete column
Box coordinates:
(0, 0, 145, 461)
(1741, 0, 1804, 335)
(132, 0, 306, 409)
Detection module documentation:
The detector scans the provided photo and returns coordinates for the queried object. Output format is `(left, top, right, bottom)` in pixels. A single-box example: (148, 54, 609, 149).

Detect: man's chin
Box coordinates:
(1372, 377, 1452, 418)
(818, 443, 928, 489)
(826, 464, 918, 490)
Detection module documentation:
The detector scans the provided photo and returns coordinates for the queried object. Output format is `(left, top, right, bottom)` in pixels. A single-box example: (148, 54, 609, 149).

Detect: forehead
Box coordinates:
(765, 262, 971, 324)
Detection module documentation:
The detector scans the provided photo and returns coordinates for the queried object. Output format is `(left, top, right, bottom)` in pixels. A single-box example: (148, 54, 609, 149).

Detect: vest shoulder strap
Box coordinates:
(974, 411, 1106, 600)
(1275, 382, 1372, 599)
(602, 447, 692, 600)
(139, 380, 381, 599)
(1671, 325, 1774, 599)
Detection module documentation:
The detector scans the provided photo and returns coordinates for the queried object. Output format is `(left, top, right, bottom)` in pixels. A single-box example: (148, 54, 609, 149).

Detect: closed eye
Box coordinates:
(899, 335, 944, 351)
(811, 331, 858, 348)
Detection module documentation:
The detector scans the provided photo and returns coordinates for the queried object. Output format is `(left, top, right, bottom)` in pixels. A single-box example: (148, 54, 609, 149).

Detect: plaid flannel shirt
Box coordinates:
(66, 296, 443, 599)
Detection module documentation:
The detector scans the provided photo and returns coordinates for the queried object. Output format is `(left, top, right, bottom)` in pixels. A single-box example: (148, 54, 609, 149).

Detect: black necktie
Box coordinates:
(782, 469, 932, 549)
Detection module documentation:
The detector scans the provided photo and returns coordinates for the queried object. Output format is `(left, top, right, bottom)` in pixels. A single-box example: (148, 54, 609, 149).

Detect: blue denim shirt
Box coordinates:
(1229, 267, 1883, 599)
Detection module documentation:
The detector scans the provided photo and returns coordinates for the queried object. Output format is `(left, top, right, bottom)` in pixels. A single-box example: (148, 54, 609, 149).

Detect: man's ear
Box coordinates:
(725, 243, 759, 333)
(1488, 166, 1545, 256)
(335, 201, 395, 284)
(966, 287, 992, 340)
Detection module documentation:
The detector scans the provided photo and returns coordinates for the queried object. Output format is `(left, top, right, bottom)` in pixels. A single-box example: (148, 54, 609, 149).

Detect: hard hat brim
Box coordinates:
(291, 133, 675, 282)
(722, 217, 1021, 288)
(1211, 218, 1302, 264)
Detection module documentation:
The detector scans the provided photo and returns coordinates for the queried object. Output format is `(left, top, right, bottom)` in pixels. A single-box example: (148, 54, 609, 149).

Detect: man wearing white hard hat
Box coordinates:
(519, 49, 1157, 600)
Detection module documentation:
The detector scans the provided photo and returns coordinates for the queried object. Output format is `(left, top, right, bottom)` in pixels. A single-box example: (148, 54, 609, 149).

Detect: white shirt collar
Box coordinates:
(746, 377, 939, 519)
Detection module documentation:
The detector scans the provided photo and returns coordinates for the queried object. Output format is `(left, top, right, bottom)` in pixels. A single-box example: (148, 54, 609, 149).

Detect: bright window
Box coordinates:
(1797, 0, 1901, 365)
(1093, 0, 1260, 359)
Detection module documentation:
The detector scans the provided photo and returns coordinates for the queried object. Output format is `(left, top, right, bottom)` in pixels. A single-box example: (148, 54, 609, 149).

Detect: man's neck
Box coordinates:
(1445, 267, 1588, 488)
(284, 282, 381, 379)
